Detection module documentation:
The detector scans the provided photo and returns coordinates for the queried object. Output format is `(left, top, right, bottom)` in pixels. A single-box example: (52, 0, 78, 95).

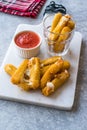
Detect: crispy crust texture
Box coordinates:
(28, 57, 41, 89)
(42, 70, 70, 96)
(41, 59, 64, 89)
(4, 64, 17, 76)
(41, 60, 70, 76)
(11, 59, 29, 84)
(4, 63, 30, 91)
(50, 14, 71, 40)
(41, 56, 61, 66)
(50, 13, 62, 32)
(53, 26, 71, 52)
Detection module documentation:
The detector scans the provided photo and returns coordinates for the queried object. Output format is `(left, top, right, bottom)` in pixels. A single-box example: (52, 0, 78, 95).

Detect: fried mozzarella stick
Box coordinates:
(63, 60, 71, 70)
(41, 59, 64, 89)
(18, 82, 30, 91)
(4, 64, 17, 76)
(41, 56, 61, 67)
(53, 26, 71, 52)
(28, 57, 41, 89)
(11, 59, 28, 84)
(50, 14, 71, 41)
(41, 60, 70, 76)
(41, 65, 50, 76)
(4, 64, 31, 91)
(42, 70, 70, 96)
(67, 20, 75, 30)
(50, 13, 62, 32)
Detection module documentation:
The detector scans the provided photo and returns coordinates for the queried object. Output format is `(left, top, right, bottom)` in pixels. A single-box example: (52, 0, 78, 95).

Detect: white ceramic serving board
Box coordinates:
(0, 24, 82, 110)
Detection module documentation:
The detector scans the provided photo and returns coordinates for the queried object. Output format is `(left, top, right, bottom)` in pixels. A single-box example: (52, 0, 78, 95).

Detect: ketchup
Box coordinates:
(15, 31, 40, 48)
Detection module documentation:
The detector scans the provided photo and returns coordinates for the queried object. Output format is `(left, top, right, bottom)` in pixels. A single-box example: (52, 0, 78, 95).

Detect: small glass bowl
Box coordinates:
(43, 14, 75, 56)
(13, 30, 42, 58)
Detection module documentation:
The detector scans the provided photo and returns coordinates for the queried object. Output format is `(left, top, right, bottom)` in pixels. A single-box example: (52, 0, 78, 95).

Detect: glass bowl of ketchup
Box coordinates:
(14, 30, 42, 58)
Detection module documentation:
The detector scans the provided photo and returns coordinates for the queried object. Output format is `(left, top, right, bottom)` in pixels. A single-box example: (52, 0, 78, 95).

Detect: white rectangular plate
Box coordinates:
(0, 24, 82, 110)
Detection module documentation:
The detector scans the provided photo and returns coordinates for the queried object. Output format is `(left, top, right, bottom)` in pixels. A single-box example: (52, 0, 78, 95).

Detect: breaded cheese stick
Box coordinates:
(63, 60, 70, 70)
(11, 59, 28, 84)
(18, 83, 30, 91)
(41, 65, 50, 76)
(50, 13, 62, 32)
(42, 70, 70, 96)
(4, 63, 30, 91)
(28, 57, 41, 89)
(41, 59, 64, 89)
(41, 60, 70, 76)
(4, 64, 17, 76)
(41, 56, 61, 67)
(50, 14, 71, 41)
(67, 20, 75, 30)
(53, 26, 71, 52)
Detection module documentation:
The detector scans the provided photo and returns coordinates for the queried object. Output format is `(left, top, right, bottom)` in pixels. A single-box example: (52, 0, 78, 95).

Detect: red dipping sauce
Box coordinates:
(14, 31, 40, 49)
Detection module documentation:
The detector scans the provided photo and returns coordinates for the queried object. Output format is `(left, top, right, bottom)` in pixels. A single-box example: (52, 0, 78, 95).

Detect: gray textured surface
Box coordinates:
(0, 0, 87, 130)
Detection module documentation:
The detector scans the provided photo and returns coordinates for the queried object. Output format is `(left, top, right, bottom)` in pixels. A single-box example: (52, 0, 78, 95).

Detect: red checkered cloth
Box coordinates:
(0, 0, 46, 18)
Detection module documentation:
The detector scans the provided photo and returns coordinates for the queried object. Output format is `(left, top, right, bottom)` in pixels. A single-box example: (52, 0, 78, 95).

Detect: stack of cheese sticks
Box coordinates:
(4, 56, 70, 96)
(49, 12, 75, 53)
